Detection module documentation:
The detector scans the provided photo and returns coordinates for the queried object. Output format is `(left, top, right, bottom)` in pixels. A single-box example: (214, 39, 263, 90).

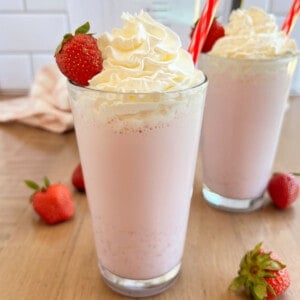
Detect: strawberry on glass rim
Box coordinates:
(202, 18, 225, 53)
(190, 18, 225, 54)
(25, 177, 75, 225)
(55, 22, 103, 86)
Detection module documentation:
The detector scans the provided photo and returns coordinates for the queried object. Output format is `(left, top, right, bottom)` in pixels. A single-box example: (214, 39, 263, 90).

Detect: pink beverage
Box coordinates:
(68, 81, 207, 296)
(200, 55, 298, 212)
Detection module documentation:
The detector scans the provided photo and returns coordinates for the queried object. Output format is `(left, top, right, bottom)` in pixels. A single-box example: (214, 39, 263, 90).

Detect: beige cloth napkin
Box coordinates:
(0, 64, 73, 133)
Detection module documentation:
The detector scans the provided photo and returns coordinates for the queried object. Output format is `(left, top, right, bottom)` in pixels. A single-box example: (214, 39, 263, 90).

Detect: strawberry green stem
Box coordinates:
(75, 22, 90, 34)
(24, 177, 51, 192)
(44, 177, 50, 188)
(55, 22, 91, 54)
(229, 242, 286, 300)
(24, 180, 40, 191)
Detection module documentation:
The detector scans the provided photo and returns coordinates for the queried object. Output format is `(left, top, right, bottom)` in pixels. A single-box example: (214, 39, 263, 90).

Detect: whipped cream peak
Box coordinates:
(89, 11, 204, 92)
(225, 7, 277, 36)
(210, 7, 298, 59)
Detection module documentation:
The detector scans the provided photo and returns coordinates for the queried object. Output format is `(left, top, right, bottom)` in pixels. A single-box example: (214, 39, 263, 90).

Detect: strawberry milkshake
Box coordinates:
(67, 12, 207, 297)
(200, 7, 298, 212)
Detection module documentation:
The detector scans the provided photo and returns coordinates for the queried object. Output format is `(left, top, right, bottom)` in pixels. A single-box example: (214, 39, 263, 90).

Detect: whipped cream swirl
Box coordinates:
(210, 7, 298, 59)
(89, 11, 204, 92)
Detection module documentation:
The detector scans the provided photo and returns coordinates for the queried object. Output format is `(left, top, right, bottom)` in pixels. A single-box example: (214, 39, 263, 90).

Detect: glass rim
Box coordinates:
(67, 75, 208, 96)
(199, 52, 300, 64)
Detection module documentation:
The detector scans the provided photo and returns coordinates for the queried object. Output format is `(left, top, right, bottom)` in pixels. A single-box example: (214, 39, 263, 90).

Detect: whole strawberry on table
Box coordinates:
(72, 163, 85, 192)
(267, 172, 299, 210)
(25, 177, 75, 225)
(229, 243, 290, 300)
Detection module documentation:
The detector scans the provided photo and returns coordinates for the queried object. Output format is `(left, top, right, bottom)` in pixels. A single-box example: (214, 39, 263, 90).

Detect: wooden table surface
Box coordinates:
(0, 96, 299, 300)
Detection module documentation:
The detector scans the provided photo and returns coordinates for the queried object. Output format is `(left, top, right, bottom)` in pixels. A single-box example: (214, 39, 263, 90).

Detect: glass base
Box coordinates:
(99, 262, 181, 297)
(202, 184, 265, 212)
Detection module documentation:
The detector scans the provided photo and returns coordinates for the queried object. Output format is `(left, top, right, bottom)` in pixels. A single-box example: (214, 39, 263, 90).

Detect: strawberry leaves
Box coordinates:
(24, 179, 40, 191)
(75, 22, 90, 34)
(229, 243, 290, 300)
(25, 176, 50, 192)
(55, 22, 91, 54)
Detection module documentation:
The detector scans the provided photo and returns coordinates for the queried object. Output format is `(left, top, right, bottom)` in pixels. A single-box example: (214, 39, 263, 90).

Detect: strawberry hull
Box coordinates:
(229, 243, 291, 300)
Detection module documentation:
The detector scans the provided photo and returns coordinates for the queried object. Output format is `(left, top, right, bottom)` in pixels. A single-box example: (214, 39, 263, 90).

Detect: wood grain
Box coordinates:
(0, 97, 299, 300)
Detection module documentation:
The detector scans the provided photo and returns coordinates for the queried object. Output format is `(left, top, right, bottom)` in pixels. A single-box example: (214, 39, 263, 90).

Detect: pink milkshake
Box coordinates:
(69, 85, 206, 288)
(200, 7, 298, 212)
(68, 11, 207, 297)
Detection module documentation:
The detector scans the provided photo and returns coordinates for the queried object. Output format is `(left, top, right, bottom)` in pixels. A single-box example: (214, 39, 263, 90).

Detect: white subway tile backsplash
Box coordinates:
(275, 16, 300, 94)
(242, 0, 270, 10)
(0, 0, 24, 10)
(25, 0, 66, 11)
(273, 16, 285, 29)
(290, 20, 300, 44)
(216, 0, 232, 23)
(0, 14, 68, 52)
(0, 55, 32, 90)
(291, 64, 300, 95)
(270, 0, 292, 15)
(0, 0, 299, 93)
(278, 17, 300, 95)
(275, 16, 300, 41)
(32, 54, 55, 74)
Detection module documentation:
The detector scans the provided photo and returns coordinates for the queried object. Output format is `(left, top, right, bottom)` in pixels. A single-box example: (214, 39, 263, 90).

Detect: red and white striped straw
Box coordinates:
(281, 0, 300, 35)
(188, 0, 219, 65)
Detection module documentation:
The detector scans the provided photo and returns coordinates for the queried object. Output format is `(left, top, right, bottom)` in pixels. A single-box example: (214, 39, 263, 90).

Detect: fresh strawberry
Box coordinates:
(267, 172, 299, 209)
(72, 163, 85, 192)
(55, 22, 103, 86)
(191, 18, 225, 53)
(229, 243, 290, 300)
(25, 177, 75, 225)
(202, 18, 225, 53)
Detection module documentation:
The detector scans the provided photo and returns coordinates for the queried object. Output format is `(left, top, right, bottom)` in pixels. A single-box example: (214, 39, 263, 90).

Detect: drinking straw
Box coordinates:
(281, 0, 300, 35)
(188, 0, 219, 65)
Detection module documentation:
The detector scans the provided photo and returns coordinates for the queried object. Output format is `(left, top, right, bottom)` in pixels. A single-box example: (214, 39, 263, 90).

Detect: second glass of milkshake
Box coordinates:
(68, 12, 207, 297)
(200, 7, 298, 212)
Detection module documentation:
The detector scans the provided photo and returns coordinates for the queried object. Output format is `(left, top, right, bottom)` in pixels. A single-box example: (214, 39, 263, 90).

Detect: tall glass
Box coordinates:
(68, 79, 207, 297)
(199, 54, 298, 212)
